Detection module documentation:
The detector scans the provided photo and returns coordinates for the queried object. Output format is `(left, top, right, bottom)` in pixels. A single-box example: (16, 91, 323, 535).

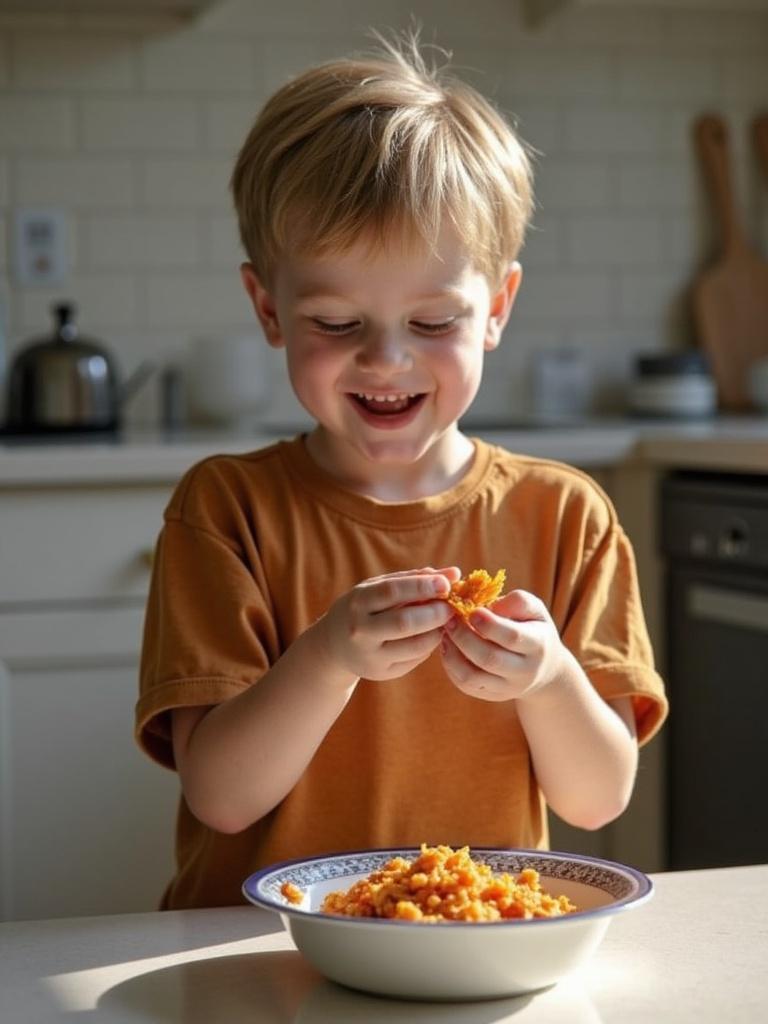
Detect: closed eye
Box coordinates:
(411, 318, 456, 335)
(312, 318, 359, 335)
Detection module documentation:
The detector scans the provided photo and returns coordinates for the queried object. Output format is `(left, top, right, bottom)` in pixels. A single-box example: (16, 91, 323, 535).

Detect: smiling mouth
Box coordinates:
(350, 393, 425, 415)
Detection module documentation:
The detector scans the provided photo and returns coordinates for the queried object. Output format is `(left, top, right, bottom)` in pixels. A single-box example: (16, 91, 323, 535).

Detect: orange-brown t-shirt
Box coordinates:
(136, 436, 667, 909)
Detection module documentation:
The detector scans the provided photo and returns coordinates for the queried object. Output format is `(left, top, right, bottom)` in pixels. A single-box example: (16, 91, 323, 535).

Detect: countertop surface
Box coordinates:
(1, 415, 768, 485)
(1, 864, 766, 1023)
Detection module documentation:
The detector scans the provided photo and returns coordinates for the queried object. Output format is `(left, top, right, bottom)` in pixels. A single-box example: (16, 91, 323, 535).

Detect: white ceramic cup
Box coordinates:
(187, 333, 269, 427)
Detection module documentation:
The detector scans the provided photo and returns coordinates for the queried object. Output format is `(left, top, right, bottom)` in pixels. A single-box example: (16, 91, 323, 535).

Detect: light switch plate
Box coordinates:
(13, 208, 68, 286)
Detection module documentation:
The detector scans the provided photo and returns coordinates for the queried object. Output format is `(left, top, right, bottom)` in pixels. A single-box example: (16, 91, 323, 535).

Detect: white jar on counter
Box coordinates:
(529, 347, 593, 422)
(629, 352, 717, 419)
(186, 333, 269, 428)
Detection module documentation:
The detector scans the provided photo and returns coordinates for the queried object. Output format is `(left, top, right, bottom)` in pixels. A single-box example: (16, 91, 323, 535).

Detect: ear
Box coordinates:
(240, 262, 285, 349)
(485, 262, 522, 352)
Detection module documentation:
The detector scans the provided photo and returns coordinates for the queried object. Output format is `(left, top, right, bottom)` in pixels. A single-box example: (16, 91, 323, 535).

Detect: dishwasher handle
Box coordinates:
(688, 583, 768, 634)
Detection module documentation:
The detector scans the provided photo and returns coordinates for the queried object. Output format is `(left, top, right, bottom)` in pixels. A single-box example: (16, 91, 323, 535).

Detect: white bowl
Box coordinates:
(243, 848, 653, 1001)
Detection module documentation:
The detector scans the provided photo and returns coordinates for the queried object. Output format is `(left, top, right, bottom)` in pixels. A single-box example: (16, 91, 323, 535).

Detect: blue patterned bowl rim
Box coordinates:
(242, 847, 654, 928)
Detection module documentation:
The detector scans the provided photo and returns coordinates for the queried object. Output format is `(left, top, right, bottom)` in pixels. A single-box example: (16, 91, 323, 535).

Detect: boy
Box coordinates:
(136, 35, 667, 910)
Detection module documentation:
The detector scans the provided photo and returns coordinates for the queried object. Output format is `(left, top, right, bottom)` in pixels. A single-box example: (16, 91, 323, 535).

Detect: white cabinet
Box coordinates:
(0, 482, 178, 922)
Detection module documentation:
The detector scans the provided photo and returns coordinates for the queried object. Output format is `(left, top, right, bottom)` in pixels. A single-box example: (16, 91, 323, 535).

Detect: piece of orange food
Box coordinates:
(445, 568, 506, 619)
(288, 844, 576, 923)
(280, 881, 304, 906)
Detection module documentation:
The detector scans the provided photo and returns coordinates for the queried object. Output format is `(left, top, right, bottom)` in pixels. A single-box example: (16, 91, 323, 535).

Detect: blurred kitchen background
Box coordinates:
(2, 0, 768, 924)
(1, 0, 767, 427)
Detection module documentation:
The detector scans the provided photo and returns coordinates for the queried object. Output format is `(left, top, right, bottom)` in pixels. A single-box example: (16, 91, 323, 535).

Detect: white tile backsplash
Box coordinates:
(14, 157, 136, 207)
(11, 32, 136, 92)
(534, 158, 617, 211)
(208, 212, 243, 268)
(81, 97, 201, 153)
(0, 31, 11, 88)
(144, 272, 252, 330)
(139, 33, 256, 94)
(514, 270, 614, 322)
(502, 50, 616, 100)
(1, 0, 767, 425)
(617, 159, 699, 211)
(202, 97, 264, 155)
(0, 158, 8, 206)
(721, 54, 768, 99)
(83, 214, 202, 270)
(564, 106, 662, 156)
(16, 274, 138, 333)
(139, 157, 233, 208)
(0, 96, 75, 151)
(565, 215, 664, 268)
(617, 54, 718, 103)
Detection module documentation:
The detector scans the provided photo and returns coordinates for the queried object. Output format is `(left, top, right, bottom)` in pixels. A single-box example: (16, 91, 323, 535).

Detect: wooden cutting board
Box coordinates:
(691, 114, 768, 410)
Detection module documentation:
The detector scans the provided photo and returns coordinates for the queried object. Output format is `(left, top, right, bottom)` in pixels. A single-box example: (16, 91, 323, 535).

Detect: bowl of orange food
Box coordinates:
(243, 844, 653, 1000)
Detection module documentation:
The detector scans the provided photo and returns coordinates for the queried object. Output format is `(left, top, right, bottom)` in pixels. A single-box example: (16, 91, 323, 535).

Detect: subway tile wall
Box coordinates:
(1, 0, 767, 426)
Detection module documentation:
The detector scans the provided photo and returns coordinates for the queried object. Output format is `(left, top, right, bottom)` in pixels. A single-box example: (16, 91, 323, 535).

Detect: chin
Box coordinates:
(354, 436, 432, 464)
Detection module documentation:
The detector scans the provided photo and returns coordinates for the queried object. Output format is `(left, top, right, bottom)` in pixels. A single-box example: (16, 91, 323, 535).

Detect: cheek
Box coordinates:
(435, 334, 486, 378)
(285, 340, 343, 401)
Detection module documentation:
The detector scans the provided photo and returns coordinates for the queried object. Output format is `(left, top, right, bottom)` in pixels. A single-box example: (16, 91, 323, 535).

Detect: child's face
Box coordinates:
(242, 223, 521, 478)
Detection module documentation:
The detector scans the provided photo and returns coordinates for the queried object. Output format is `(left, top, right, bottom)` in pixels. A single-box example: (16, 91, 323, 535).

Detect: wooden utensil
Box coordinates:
(691, 114, 768, 410)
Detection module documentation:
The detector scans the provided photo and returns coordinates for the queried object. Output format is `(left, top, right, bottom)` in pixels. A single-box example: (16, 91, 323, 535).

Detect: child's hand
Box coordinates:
(317, 566, 461, 682)
(439, 590, 568, 703)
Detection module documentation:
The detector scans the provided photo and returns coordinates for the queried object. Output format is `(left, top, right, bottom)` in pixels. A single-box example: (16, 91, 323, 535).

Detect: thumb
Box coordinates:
(490, 588, 548, 622)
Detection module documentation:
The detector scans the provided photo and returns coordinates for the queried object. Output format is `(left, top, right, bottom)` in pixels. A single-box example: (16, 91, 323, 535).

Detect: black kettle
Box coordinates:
(4, 302, 154, 435)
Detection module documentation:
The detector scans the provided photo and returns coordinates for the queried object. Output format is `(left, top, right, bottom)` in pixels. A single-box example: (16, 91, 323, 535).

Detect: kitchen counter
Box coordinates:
(1, 864, 765, 1023)
(1, 415, 768, 485)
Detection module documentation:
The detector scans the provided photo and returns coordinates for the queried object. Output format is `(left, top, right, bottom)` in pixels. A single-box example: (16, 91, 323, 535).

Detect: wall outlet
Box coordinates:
(13, 208, 69, 286)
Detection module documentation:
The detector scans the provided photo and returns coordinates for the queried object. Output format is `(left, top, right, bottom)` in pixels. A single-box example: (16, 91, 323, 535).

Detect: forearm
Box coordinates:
(176, 568, 454, 834)
(178, 623, 358, 834)
(516, 648, 638, 830)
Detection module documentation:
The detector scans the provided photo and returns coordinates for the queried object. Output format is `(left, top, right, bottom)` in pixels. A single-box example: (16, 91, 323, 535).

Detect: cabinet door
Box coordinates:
(0, 651, 178, 922)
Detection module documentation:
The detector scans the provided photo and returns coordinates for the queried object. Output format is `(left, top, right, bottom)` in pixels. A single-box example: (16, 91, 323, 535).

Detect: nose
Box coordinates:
(355, 327, 414, 374)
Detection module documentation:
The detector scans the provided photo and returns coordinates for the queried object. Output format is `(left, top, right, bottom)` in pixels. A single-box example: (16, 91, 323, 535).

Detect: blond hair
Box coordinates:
(231, 32, 534, 289)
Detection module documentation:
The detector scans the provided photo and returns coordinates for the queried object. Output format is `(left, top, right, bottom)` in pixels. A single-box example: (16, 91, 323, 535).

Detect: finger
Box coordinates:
(465, 607, 535, 654)
(443, 618, 526, 678)
(373, 600, 453, 641)
(385, 626, 444, 665)
(362, 573, 452, 613)
(434, 565, 462, 583)
(361, 568, 432, 586)
(366, 566, 456, 583)
(440, 635, 518, 701)
(489, 588, 549, 622)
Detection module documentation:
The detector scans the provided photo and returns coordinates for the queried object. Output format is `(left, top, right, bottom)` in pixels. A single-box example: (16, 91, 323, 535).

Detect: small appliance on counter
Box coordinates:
(2, 302, 154, 437)
(628, 351, 717, 419)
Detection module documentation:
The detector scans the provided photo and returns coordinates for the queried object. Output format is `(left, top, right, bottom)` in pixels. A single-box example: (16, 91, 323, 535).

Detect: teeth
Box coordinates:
(355, 393, 417, 401)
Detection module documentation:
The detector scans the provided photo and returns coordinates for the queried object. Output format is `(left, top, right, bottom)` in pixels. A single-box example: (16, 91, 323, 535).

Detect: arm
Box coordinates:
(515, 656, 638, 830)
(440, 590, 638, 830)
(173, 567, 457, 834)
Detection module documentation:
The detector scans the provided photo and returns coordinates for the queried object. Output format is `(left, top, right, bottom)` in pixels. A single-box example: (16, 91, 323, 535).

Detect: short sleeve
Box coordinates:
(560, 511, 668, 747)
(135, 516, 279, 770)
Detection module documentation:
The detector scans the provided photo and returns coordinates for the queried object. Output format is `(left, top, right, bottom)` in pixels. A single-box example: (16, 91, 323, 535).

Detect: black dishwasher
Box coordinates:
(662, 470, 768, 870)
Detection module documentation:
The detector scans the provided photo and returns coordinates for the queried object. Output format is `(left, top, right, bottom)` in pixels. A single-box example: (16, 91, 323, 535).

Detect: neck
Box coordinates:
(304, 427, 476, 502)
